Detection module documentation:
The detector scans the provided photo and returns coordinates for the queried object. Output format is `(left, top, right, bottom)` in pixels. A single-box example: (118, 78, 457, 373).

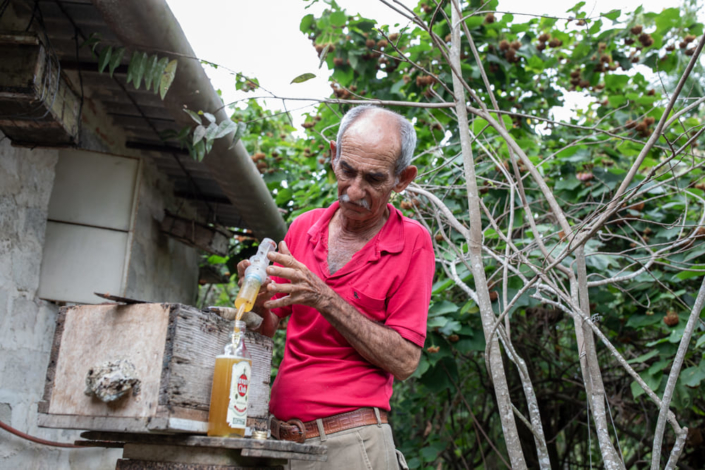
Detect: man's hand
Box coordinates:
(263, 241, 421, 380)
(263, 241, 333, 311)
(236, 258, 280, 337)
(236, 259, 275, 313)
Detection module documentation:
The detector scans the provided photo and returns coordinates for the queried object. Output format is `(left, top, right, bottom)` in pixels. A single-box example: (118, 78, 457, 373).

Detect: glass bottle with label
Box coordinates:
(207, 320, 252, 437)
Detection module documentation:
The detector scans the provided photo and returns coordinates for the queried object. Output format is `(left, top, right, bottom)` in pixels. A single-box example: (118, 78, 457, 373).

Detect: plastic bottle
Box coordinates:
(207, 320, 252, 437)
(234, 238, 277, 315)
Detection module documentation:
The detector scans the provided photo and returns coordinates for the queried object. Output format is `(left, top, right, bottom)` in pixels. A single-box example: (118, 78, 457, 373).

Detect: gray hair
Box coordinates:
(334, 105, 417, 176)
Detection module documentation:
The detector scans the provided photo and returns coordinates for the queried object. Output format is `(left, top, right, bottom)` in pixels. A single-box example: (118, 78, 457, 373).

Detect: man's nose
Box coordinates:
(347, 176, 366, 200)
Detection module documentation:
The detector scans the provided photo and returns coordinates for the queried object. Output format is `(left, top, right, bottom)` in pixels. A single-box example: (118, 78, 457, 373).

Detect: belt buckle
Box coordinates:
(285, 418, 307, 444)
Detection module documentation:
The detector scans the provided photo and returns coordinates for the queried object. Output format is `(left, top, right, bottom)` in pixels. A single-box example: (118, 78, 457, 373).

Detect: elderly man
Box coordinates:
(239, 106, 434, 470)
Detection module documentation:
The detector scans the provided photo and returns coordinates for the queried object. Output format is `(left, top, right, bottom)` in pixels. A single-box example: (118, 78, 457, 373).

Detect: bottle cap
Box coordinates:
(252, 430, 268, 440)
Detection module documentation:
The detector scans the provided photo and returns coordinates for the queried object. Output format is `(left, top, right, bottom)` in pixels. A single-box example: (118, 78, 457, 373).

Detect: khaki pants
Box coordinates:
(287, 423, 408, 470)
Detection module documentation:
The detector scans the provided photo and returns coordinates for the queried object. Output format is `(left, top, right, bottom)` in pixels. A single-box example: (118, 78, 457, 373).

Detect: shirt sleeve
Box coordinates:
(384, 239, 435, 347)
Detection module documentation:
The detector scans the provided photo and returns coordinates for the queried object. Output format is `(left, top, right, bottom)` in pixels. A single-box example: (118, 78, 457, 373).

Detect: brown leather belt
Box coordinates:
(270, 407, 388, 443)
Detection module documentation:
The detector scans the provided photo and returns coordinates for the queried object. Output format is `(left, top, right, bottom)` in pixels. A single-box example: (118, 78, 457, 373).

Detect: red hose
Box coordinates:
(0, 418, 82, 448)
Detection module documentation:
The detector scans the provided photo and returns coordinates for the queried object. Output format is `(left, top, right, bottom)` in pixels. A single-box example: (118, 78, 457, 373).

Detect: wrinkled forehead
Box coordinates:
(342, 110, 402, 157)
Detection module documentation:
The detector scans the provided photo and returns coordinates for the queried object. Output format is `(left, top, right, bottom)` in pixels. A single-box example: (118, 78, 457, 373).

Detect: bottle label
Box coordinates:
(227, 360, 251, 429)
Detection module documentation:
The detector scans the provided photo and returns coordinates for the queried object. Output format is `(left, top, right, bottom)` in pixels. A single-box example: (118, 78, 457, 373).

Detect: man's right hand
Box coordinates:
(236, 259, 280, 337)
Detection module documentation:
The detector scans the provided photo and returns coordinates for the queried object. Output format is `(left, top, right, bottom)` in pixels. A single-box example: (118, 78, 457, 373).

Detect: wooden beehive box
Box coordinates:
(0, 32, 80, 146)
(38, 303, 272, 435)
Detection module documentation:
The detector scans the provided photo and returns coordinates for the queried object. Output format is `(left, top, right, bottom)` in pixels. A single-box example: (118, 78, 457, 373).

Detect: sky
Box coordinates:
(165, 0, 682, 126)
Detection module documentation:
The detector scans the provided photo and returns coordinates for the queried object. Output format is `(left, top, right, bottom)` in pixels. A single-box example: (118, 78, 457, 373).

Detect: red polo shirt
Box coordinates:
(268, 201, 435, 422)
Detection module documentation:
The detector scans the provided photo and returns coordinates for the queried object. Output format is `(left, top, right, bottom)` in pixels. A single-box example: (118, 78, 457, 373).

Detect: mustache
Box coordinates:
(339, 193, 370, 210)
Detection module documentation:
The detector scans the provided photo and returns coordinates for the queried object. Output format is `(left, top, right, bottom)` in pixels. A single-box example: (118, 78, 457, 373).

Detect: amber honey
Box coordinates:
(207, 355, 252, 437)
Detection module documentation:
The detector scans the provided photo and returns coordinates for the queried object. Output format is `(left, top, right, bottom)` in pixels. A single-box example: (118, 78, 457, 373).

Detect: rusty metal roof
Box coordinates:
(19, 0, 266, 231)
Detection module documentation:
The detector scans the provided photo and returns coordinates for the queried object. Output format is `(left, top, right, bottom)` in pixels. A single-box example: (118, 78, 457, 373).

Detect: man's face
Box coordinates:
(332, 114, 403, 223)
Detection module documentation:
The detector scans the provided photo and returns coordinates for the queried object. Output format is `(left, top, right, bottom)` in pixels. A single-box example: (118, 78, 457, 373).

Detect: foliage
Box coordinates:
(197, 0, 705, 468)
(83, 33, 177, 99)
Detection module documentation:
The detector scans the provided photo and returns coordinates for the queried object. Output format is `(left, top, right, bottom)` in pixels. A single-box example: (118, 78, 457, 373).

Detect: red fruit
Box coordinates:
(630, 25, 643, 35)
(664, 311, 679, 327)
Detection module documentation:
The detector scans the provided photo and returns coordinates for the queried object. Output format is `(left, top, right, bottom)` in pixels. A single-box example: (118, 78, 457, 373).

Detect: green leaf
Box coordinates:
(142, 54, 158, 91)
(608, 95, 627, 107)
(631, 370, 662, 399)
(299, 14, 314, 33)
(126, 51, 142, 85)
(228, 121, 247, 148)
(329, 11, 347, 27)
(275, 187, 293, 205)
(626, 314, 662, 328)
(603, 9, 620, 21)
(108, 47, 125, 78)
(290, 73, 316, 84)
(133, 52, 148, 89)
(183, 109, 202, 125)
(318, 44, 330, 69)
(464, 16, 484, 29)
(81, 32, 102, 52)
(159, 60, 178, 99)
(193, 125, 207, 145)
(205, 122, 218, 142)
(149, 57, 168, 93)
(696, 334, 705, 349)
(604, 74, 629, 90)
(428, 300, 458, 316)
(680, 363, 705, 388)
(214, 120, 237, 139)
(202, 112, 216, 123)
(98, 46, 112, 74)
(627, 350, 659, 364)
(555, 176, 581, 191)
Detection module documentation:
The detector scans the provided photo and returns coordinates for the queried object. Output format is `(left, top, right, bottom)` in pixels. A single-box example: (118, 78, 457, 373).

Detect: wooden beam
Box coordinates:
(160, 211, 231, 256)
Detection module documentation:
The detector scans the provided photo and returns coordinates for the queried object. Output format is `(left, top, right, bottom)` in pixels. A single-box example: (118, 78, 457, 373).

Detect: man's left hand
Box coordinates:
(264, 241, 331, 311)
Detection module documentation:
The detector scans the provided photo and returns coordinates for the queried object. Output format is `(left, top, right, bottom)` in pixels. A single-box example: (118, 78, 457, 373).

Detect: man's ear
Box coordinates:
(329, 140, 337, 169)
(393, 165, 418, 193)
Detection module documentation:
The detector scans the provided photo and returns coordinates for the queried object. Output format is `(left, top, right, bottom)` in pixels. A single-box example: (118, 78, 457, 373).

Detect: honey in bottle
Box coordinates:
(207, 320, 252, 437)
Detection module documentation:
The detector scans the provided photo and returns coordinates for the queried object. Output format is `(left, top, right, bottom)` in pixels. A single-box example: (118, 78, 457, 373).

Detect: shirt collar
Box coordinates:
(307, 201, 405, 255)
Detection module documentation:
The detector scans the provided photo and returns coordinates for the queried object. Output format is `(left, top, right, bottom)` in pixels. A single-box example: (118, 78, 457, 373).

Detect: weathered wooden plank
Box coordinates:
(48, 303, 171, 419)
(39, 303, 273, 435)
(38, 413, 160, 433)
(79, 432, 327, 456)
(116, 460, 283, 470)
(38, 306, 68, 414)
(123, 443, 288, 466)
(167, 305, 272, 422)
(0, 33, 80, 145)
(240, 448, 327, 462)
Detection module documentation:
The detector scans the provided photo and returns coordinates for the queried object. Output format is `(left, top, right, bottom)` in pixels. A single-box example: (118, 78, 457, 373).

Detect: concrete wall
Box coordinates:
(0, 137, 122, 469)
(0, 89, 200, 470)
(0, 6, 199, 468)
(124, 156, 200, 304)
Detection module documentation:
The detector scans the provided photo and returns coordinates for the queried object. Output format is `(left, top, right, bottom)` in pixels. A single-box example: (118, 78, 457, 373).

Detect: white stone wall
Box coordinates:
(0, 137, 122, 469)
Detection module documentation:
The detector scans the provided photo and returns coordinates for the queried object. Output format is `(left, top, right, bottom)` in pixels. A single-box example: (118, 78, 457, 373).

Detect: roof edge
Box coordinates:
(91, 0, 287, 241)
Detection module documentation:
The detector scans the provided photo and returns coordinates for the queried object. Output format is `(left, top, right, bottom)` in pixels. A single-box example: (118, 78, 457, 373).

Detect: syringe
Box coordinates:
(234, 238, 277, 323)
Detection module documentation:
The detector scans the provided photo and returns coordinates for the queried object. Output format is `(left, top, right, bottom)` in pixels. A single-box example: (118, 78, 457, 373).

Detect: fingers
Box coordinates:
(237, 259, 250, 278)
(267, 282, 297, 295)
(267, 265, 299, 281)
(237, 259, 250, 287)
(268, 241, 299, 268)
(264, 295, 293, 310)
